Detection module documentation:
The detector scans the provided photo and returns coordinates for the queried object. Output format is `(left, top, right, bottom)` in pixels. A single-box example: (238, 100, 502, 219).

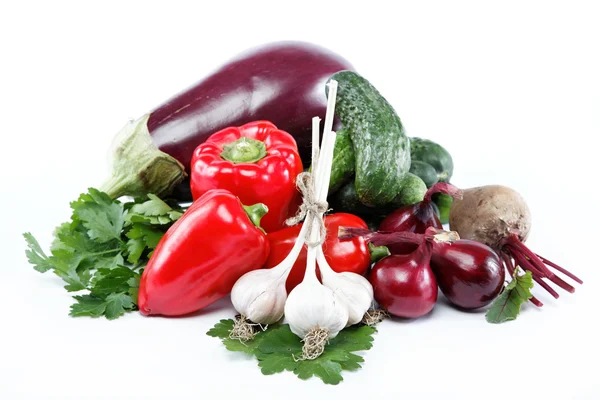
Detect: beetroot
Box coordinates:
(450, 185, 583, 306)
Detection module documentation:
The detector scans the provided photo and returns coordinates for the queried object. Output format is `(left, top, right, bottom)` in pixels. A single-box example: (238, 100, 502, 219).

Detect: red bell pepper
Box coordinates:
(190, 121, 303, 233)
(138, 189, 270, 316)
(265, 213, 371, 293)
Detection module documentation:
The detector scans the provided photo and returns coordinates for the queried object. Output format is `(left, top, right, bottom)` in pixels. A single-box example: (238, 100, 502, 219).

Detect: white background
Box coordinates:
(1, 1, 599, 399)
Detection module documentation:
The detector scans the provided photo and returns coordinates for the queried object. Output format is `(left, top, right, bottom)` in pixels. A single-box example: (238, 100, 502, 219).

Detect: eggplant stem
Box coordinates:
(536, 254, 583, 284)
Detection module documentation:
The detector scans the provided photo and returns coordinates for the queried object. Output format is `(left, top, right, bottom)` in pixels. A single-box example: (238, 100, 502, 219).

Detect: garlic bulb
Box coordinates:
(317, 247, 374, 326)
(284, 247, 349, 339)
(230, 268, 289, 325)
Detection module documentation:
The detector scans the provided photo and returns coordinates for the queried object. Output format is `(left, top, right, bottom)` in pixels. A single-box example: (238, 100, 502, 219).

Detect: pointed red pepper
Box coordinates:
(138, 189, 270, 316)
(190, 121, 303, 233)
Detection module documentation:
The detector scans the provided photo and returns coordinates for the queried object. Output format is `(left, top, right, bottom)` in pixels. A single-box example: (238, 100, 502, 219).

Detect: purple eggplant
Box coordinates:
(100, 41, 353, 199)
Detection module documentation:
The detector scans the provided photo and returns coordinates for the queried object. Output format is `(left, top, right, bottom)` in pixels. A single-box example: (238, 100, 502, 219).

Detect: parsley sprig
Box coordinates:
(208, 319, 377, 385)
(24, 188, 182, 319)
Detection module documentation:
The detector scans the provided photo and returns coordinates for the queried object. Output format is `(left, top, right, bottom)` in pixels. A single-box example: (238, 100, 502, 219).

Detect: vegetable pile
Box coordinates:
(24, 41, 583, 384)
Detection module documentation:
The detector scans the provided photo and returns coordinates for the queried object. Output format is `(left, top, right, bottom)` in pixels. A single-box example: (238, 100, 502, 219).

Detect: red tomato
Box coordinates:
(265, 213, 371, 293)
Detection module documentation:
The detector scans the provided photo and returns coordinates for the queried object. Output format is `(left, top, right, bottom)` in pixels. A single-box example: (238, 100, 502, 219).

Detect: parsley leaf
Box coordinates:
(24, 233, 54, 272)
(70, 295, 107, 317)
(71, 188, 124, 243)
(104, 293, 135, 320)
(25, 188, 183, 319)
(486, 268, 534, 323)
(208, 320, 377, 385)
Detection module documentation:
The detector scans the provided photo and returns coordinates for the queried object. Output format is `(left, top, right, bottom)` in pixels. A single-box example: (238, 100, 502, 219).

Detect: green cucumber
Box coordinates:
(329, 71, 410, 207)
(390, 173, 427, 208)
(328, 181, 384, 230)
(328, 128, 355, 193)
(409, 137, 453, 187)
(409, 160, 439, 188)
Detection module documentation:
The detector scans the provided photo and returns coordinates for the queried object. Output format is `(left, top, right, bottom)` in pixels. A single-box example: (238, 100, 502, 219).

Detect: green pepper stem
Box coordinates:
(242, 203, 269, 234)
(221, 137, 267, 164)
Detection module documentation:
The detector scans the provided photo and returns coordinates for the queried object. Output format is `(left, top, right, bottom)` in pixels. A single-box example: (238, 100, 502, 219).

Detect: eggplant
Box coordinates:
(100, 41, 353, 199)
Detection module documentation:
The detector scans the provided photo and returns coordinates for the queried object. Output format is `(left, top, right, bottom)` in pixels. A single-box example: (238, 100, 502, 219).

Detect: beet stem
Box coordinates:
(505, 235, 555, 279)
(509, 248, 546, 277)
(510, 249, 561, 300)
(501, 252, 543, 307)
(529, 295, 544, 307)
(535, 254, 583, 284)
(531, 275, 560, 299)
(547, 274, 576, 294)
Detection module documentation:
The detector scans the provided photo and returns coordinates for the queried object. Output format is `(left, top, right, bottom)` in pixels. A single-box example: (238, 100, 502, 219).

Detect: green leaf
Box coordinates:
(125, 238, 145, 264)
(127, 273, 141, 305)
(126, 224, 164, 249)
(90, 267, 136, 297)
(207, 319, 235, 339)
(104, 293, 135, 320)
(208, 321, 376, 385)
(125, 194, 183, 226)
(71, 188, 124, 243)
(70, 295, 107, 317)
(24, 232, 54, 273)
(24, 188, 176, 319)
(486, 269, 534, 323)
(52, 253, 89, 291)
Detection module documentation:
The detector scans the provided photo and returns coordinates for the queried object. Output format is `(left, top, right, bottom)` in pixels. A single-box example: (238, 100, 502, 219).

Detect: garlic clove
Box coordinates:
(323, 273, 374, 326)
(231, 268, 288, 325)
(244, 283, 288, 325)
(285, 279, 349, 339)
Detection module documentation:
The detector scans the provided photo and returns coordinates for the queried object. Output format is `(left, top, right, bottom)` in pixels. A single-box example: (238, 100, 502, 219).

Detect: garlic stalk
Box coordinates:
(311, 93, 375, 327)
(285, 82, 352, 359)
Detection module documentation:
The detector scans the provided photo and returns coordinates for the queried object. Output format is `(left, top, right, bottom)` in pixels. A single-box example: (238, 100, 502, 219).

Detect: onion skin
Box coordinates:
(431, 240, 505, 309)
(379, 204, 442, 254)
(369, 248, 438, 318)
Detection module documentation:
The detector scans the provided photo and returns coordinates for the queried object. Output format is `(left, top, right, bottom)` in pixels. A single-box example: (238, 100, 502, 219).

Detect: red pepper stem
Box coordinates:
(221, 137, 267, 164)
(423, 182, 463, 203)
(242, 203, 269, 234)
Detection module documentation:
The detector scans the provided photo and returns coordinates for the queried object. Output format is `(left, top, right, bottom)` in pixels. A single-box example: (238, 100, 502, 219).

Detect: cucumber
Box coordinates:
(390, 173, 427, 207)
(328, 128, 355, 193)
(329, 71, 410, 207)
(328, 181, 384, 230)
(409, 160, 439, 188)
(409, 137, 453, 186)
